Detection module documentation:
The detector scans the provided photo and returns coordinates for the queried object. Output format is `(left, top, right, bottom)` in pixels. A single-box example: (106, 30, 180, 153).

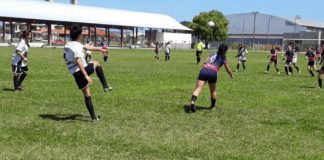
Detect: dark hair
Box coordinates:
(293, 44, 299, 52)
(22, 30, 30, 39)
(70, 24, 82, 41)
(217, 43, 228, 59)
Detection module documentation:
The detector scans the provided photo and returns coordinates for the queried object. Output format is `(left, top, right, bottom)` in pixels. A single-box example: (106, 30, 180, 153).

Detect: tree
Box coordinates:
(188, 10, 229, 49)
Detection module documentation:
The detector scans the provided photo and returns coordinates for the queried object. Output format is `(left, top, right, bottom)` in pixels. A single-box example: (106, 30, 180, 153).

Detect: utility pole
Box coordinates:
(251, 11, 258, 51)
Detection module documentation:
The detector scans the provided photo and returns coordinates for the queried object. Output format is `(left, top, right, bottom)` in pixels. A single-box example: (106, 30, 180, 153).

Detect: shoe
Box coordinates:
(190, 103, 196, 113)
(92, 117, 99, 122)
(318, 86, 322, 89)
(18, 86, 24, 91)
(291, 73, 294, 76)
(14, 89, 22, 92)
(104, 87, 113, 92)
(286, 74, 289, 76)
(311, 75, 315, 77)
(299, 70, 301, 74)
(277, 72, 280, 75)
(210, 106, 216, 110)
(243, 70, 246, 72)
(264, 71, 268, 74)
(235, 70, 238, 72)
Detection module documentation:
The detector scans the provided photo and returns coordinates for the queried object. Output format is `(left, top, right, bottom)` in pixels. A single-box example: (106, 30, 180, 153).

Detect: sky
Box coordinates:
(35, 0, 324, 23)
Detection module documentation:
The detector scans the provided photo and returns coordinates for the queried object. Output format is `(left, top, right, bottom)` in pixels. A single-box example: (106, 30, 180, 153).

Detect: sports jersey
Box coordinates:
(165, 44, 171, 53)
(63, 41, 87, 74)
(11, 39, 28, 67)
(195, 42, 203, 51)
(101, 41, 108, 49)
(203, 53, 228, 72)
(270, 49, 277, 60)
(285, 51, 294, 61)
(238, 48, 248, 60)
(305, 51, 316, 62)
(316, 46, 321, 54)
(85, 42, 93, 54)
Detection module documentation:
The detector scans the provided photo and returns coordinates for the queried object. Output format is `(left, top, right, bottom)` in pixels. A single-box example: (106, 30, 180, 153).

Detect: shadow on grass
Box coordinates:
(2, 88, 15, 92)
(39, 114, 100, 122)
(300, 86, 318, 89)
(183, 105, 211, 113)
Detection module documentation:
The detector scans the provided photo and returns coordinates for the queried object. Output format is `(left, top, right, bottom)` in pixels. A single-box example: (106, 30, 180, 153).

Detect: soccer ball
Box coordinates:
(207, 21, 215, 27)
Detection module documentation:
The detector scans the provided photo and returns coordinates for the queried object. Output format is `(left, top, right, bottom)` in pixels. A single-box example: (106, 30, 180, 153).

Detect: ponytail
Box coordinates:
(217, 43, 228, 59)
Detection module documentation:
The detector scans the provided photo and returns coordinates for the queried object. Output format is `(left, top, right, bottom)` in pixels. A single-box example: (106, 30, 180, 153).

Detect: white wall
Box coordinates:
(156, 32, 192, 49)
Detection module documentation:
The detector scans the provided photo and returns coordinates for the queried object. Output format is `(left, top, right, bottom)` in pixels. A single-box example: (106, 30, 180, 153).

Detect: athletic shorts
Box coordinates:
(12, 65, 28, 74)
(285, 60, 292, 64)
(73, 63, 95, 90)
(197, 68, 218, 83)
(316, 50, 321, 55)
(308, 61, 316, 66)
(238, 58, 246, 62)
(321, 66, 324, 71)
(196, 51, 202, 57)
(270, 58, 278, 65)
(165, 53, 170, 55)
(86, 51, 92, 55)
(292, 58, 297, 64)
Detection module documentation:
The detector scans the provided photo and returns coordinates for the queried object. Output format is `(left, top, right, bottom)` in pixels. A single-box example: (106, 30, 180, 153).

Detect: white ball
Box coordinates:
(207, 21, 215, 27)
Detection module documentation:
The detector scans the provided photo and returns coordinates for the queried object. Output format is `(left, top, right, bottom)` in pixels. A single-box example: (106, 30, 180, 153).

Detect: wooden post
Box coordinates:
(121, 27, 123, 47)
(108, 27, 110, 46)
(94, 25, 97, 46)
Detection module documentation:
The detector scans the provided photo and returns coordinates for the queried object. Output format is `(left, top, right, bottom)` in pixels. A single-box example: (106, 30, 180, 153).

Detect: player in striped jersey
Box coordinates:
(265, 45, 280, 74)
(190, 43, 233, 112)
(305, 46, 319, 77)
(11, 30, 31, 92)
(63, 24, 113, 122)
(235, 43, 248, 72)
(85, 39, 93, 62)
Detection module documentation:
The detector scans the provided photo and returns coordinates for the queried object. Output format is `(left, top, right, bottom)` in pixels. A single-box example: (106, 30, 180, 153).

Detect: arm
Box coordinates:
(76, 57, 92, 85)
(16, 50, 27, 62)
(83, 46, 108, 56)
(224, 63, 234, 79)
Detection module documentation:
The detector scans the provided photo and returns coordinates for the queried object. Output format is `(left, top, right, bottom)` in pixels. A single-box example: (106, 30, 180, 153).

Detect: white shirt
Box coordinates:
(63, 41, 87, 74)
(85, 42, 93, 54)
(165, 44, 171, 53)
(11, 39, 28, 67)
(238, 48, 248, 60)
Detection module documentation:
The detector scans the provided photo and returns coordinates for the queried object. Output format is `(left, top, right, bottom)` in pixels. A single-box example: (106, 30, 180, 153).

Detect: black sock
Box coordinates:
(316, 70, 320, 73)
(319, 79, 323, 88)
(157, 56, 159, 60)
(295, 66, 299, 72)
(13, 75, 19, 90)
(285, 66, 288, 75)
(89, 55, 91, 60)
(211, 99, 216, 107)
(165, 56, 167, 61)
(191, 95, 197, 102)
(168, 56, 170, 60)
(18, 73, 27, 86)
(276, 68, 279, 72)
(86, 55, 88, 61)
(243, 65, 245, 70)
(104, 56, 108, 62)
(85, 96, 97, 120)
(309, 70, 314, 76)
(95, 66, 108, 88)
(237, 64, 239, 70)
(267, 64, 270, 71)
(197, 57, 200, 63)
(289, 66, 293, 74)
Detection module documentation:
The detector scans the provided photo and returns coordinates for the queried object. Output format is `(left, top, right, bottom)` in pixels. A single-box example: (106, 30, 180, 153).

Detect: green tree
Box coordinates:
(188, 10, 229, 49)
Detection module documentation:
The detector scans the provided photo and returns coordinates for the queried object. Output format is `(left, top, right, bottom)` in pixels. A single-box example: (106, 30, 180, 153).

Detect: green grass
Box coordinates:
(0, 47, 324, 159)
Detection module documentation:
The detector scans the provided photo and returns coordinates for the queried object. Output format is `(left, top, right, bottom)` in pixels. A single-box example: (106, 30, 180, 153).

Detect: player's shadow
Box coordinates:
(39, 114, 100, 122)
(2, 88, 15, 92)
(300, 86, 318, 89)
(183, 105, 211, 113)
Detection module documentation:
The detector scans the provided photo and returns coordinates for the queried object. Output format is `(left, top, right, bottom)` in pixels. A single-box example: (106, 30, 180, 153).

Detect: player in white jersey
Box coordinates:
(63, 24, 112, 122)
(85, 39, 93, 62)
(11, 30, 31, 92)
(165, 42, 171, 61)
(235, 43, 248, 72)
(291, 44, 300, 73)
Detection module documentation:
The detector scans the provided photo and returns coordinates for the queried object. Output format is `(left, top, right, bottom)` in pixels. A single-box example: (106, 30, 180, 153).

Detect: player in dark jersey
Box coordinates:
(265, 45, 280, 74)
(282, 47, 294, 76)
(190, 43, 233, 112)
(321, 46, 324, 65)
(318, 49, 324, 88)
(305, 46, 319, 77)
(316, 44, 321, 63)
(101, 37, 108, 63)
(154, 41, 160, 60)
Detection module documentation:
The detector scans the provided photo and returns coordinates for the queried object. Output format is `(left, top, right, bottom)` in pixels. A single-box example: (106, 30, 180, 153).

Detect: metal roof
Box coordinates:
(0, 0, 191, 31)
(282, 17, 324, 29)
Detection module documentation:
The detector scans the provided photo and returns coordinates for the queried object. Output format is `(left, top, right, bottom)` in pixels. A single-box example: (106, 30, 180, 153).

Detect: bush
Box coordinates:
(230, 42, 251, 50)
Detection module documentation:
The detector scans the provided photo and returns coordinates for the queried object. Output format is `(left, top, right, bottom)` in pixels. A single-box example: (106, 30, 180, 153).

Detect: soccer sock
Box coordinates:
(104, 56, 108, 62)
(309, 70, 314, 76)
(13, 75, 19, 90)
(89, 55, 92, 60)
(95, 66, 108, 88)
(319, 79, 323, 88)
(289, 66, 293, 74)
(285, 66, 288, 75)
(316, 70, 320, 73)
(165, 56, 167, 61)
(168, 56, 170, 60)
(85, 96, 97, 120)
(86, 55, 88, 61)
(191, 95, 197, 103)
(18, 73, 27, 86)
(243, 65, 246, 70)
(295, 66, 300, 72)
(211, 99, 216, 107)
(267, 64, 270, 71)
(197, 57, 200, 63)
(237, 64, 240, 70)
(157, 56, 159, 60)
(276, 68, 279, 72)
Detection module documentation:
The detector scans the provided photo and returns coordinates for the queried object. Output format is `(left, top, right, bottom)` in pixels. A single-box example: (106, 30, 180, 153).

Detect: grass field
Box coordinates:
(0, 47, 324, 159)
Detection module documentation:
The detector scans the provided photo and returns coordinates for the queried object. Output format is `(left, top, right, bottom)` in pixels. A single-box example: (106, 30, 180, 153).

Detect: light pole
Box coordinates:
(241, 18, 245, 43)
(251, 11, 258, 51)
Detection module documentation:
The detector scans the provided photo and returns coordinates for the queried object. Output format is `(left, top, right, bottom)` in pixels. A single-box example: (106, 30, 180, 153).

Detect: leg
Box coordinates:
(93, 61, 111, 91)
(165, 54, 167, 61)
(285, 64, 288, 75)
(266, 61, 271, 72)
(236, 61, 241, 71)
(190, 80, 206, 112)
(208, 83, 217, 110)
(242, 62, 246, 71)
(13, 73, 19, 91)
(18, 72, 28, 89)
(313, 65, 319, 73)
(319, 69, 324, 88)
(82, 87, 98, 121)
(308, 65, 314, 76)
(289, 64, 293, 75)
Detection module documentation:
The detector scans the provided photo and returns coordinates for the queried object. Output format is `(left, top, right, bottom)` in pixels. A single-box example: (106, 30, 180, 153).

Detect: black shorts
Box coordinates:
(270, 59, 278, 65)
(196, 51, 202, 57)
(197, 68, 218, 83)
(308, 61, 316, 66)
(285, 60, 292, 64)
(73, 63, 95, 90)
(321, 66, 324, 71)
(12, 65, 28, 74)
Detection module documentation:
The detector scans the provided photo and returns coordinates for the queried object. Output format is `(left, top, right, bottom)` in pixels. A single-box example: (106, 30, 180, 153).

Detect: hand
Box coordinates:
(304, 57, 308, 60)
(230, 74, 234, 79)
(23, 57, 28, 62)
(85, 76, 93, 85)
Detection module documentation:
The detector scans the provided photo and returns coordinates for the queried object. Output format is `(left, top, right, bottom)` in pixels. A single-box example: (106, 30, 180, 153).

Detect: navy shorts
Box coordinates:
(196, 51, 202, 57)
(73, 63, 95, 90)
(12, 65, 28, 74)
(308, 61, 316, 66)
(270, 58, 278, 65)
(197, 68, 218, 83)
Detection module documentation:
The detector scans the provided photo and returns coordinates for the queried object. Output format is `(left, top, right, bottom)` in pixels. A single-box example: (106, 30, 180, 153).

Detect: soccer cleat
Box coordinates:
(104, 87, 113, 92)
(18, 86, 24, 91)
(190, 103, 196, 113)
(210, 106, 216, 110)
(92, 117, 99, 122)
(243, 70, 246, 72)
(318, 86, 322, 89)
(264, 71, 268, 74)
(235, 70, 238, 72)
(277, 72, 280, 75)
(291, 73, 294, 76)
(299, 70, 301, 74)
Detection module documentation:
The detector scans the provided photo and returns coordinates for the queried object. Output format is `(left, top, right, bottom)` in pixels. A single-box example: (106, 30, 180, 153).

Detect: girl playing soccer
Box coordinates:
(265, 45, 280, 74)
(305, 46, 319, 77)
(101, 37, 108, 63)
(316, 43, 321, 63)
(154, 41, 160, 60)
(190, 43, 234, 112)
(292, 44, 300, 73)
(235, 43, 248, 72)
(11, 30, 31, 92)
(318, 51, 324, 88)
(282, 47, 294, 76)
(85, 39, 93, 62)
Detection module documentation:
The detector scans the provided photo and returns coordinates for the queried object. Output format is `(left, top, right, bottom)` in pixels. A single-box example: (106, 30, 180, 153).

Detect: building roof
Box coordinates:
(281, 17, 324, 29)
(0, 0, 191, 31)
